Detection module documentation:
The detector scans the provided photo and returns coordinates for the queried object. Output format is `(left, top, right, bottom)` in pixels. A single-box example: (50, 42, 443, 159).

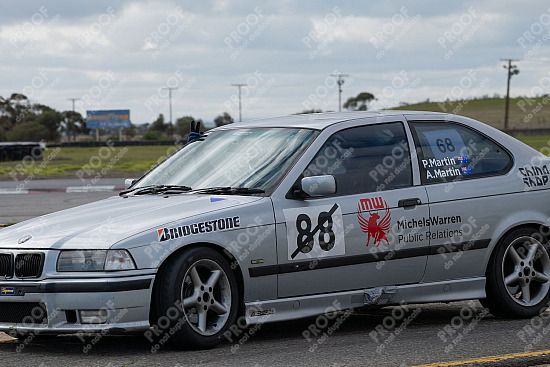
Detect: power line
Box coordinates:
(500, 58, 519, 130)
(231, 83, 247, 122)
(330, 73, 349, 112)
(67, 98, 79, 112)
(161, 87, 178, 138)
(66, 98, 80, 142)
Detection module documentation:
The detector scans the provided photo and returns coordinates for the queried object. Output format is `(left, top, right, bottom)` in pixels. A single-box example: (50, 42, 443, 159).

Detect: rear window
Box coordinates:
(410, 121, 512, 184)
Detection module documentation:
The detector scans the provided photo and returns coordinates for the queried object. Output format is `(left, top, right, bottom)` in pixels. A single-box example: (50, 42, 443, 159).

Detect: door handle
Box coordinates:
(398, 198, 422, 208)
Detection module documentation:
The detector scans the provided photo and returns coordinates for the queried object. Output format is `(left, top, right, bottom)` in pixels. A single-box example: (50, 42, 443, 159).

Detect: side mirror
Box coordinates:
(124, 178, 137, 189)
(300, 175, 336, 198)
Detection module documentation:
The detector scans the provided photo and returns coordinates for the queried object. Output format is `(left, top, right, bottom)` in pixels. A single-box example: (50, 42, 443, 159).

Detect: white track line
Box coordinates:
(0, 188, 29, 194)
(66, 185, 117, 193)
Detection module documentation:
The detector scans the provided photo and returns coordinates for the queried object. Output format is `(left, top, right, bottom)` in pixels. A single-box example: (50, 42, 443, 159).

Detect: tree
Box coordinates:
(142, 130, 160, 140)
(6, 121, 49, 141)
(214, 112, 234, 126)
(175, 116, 202, 137)
(135, 123, 150, 136)
(343, 92, 376, 111)
(0, 97, 10, 141)
(0, 93, 79, 142)
(0, 93, 32, 128)
(61, 110, 86, 142)
(122, 123, 136, 138)
(150, 114, 167, 134)
(36, 109, 61, 141)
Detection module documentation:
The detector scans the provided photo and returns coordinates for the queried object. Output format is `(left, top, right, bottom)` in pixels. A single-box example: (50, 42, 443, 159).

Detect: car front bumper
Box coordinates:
(0, 274, 154, 335)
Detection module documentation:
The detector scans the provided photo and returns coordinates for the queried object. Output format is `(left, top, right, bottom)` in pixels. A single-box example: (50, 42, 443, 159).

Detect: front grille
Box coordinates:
(0, 254, 13, 278)
(14, 253, 44, 278)
(0, 302, 47, 324)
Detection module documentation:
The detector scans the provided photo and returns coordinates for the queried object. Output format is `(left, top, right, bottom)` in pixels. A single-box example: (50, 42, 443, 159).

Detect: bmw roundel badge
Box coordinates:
(18, 235, 32, 244)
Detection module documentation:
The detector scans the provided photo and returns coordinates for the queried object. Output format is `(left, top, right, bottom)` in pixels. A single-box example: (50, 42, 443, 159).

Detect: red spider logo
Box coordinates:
(357, 197, 391, 247)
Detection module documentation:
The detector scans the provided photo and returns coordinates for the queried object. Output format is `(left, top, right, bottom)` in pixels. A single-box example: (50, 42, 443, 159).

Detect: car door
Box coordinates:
(272, 118, 431, 298)
(407, 116, 515, 282)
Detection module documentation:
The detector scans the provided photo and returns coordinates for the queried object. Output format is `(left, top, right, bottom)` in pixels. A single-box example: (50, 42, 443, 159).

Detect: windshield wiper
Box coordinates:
(119, 184, 192, 196)
(190, 187, 265, 195)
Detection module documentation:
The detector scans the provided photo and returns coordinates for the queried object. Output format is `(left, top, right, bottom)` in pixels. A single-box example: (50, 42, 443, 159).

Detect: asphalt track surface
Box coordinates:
(1, 301, 550, 367)
(2, 180, 550, 366)
(0, 178, 124, 223)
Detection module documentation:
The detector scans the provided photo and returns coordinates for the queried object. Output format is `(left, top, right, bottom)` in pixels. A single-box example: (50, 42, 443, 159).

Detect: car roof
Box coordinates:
(218, 110, 448, 130)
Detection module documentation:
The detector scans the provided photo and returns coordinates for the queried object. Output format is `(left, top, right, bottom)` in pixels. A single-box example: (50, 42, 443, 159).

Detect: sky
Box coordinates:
(0, 0, 549, 125)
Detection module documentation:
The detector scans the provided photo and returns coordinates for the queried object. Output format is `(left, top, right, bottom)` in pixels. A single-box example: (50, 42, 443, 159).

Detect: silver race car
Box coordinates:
(0, 111, 548, 349)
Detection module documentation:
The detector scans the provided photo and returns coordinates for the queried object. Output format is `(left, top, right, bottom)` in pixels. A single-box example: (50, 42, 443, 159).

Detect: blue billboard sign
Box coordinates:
(86, 110, 131, 128)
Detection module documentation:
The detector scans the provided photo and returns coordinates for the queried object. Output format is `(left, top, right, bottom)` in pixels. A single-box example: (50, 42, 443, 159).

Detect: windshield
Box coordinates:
(135, 128, 315, 193)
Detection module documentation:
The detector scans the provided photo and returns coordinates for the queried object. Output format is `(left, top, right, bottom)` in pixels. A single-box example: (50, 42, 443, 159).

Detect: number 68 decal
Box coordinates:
(284, 204, 345, 261)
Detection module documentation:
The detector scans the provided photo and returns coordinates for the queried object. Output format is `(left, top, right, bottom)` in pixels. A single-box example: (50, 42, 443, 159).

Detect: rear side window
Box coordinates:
(410, 121, 512, 184)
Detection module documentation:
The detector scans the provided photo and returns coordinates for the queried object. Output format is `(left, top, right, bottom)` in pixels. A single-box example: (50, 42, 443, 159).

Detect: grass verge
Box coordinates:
(0, 145, 180, 180)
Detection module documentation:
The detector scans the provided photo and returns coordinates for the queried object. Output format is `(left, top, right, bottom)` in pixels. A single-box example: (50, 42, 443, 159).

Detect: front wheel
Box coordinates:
(155, 247, 239, 349)
(484, 228, 550, 318)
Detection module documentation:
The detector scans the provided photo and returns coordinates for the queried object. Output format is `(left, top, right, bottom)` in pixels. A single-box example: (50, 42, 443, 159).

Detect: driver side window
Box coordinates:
(304, 123, 412, 195)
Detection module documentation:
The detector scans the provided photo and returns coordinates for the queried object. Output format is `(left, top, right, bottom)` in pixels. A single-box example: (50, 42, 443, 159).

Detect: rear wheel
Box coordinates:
(155, 247, 239, 349)
(484, 228, 550, 318)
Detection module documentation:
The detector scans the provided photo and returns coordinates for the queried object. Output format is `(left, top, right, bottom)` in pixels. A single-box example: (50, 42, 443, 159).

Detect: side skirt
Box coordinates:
(244, 277, 486, 325)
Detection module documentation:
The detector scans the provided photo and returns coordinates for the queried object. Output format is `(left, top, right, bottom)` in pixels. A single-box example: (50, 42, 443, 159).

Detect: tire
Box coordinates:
(483, 227, 550, 318)
(154, 247, 239, 349)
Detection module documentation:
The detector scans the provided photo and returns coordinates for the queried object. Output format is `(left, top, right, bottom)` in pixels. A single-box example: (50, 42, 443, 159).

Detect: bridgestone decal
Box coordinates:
(157, 216, 240, 242)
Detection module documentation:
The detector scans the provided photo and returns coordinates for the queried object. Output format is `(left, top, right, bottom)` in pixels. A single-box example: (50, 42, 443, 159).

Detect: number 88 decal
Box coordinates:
(285, 203, 345, 261)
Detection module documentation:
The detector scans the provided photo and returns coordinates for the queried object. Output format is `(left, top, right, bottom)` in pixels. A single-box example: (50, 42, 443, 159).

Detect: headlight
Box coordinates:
(57, 250, 136, 272)
(105, 250, 136, 270)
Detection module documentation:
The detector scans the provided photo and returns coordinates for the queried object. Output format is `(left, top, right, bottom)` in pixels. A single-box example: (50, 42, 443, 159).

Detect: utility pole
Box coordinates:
(501, 59, 519, 130)
(330, 73, 349, 112)
(231, 83, 247, 122)
(67, 98, 80, 142)
(67, 98, 79, 112)
(162, 87, 178, 138)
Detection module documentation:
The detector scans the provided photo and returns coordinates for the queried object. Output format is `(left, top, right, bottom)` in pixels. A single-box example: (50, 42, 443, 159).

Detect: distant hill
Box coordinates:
(389, 97, 550, 130)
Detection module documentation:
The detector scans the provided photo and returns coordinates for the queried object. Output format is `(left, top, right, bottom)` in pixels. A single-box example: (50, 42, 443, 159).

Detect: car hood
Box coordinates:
(0, 194, 263, 250)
